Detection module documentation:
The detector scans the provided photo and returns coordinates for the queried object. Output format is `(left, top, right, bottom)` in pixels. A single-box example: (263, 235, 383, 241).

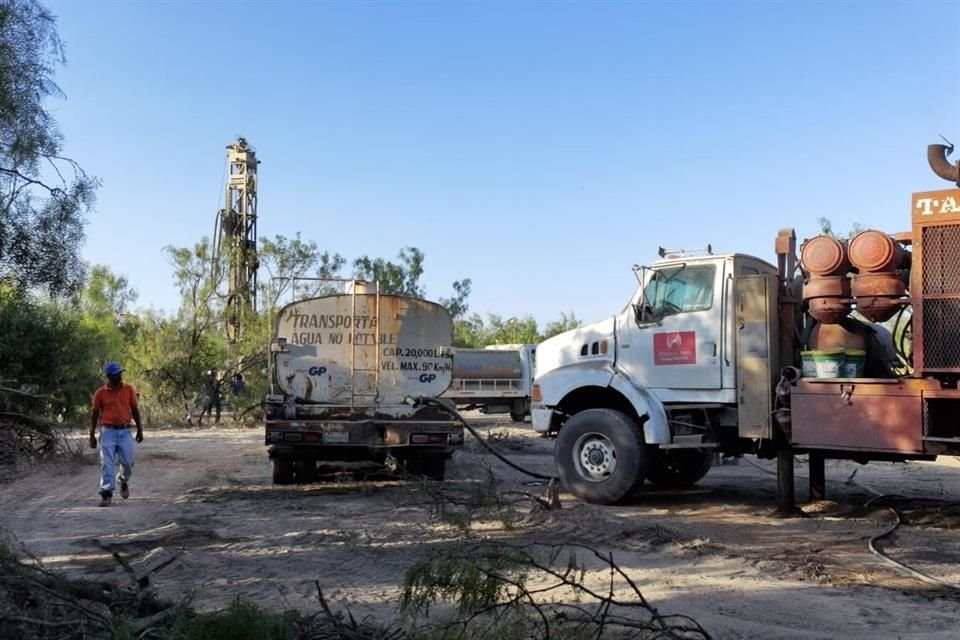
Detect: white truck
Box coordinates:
(264, 287, 463, 483)
(441, 344, 537, 421)
(532, 184, 960, 511)
(531, 249, 772, 504)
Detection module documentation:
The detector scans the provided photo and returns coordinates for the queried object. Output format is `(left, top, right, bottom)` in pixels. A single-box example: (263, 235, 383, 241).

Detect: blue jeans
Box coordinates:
(99, 427, 135, 496)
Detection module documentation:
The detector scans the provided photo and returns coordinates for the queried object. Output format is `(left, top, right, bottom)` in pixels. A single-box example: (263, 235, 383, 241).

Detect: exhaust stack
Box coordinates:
(928, 143, 960, 186)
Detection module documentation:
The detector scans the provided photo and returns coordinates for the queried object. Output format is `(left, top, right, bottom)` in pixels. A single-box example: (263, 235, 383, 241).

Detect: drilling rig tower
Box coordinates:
(215, 137, 260, 343)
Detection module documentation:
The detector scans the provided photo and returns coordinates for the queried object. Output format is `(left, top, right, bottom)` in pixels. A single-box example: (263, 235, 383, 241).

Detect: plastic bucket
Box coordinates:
(811, 349, 845, 378)
(800, 351, 817, 378)
(842, 349, 866, 378)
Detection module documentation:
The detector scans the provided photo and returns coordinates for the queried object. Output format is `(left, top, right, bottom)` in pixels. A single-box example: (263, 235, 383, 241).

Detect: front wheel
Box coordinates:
(555, 408, 650, 505)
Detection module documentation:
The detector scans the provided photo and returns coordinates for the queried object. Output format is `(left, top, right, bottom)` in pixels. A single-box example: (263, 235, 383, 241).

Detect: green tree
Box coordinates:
(0, 0, 98, 296)
(352, 246, 426, 296)
(541, 311, 581, 339)
(0, 286, 103, 418)
(258, 232, 345, 310)
(438, 278, 472, 320)
(353, 246, 472, 322)
(76, 265, 139, 374)
(452, 311, 581, 348)
(453, 313, 485, 348)
(485, 314, 540, 345)
(817, 217, 864, 241)
(80, 265, 138, 319)
(126, 240, 227, 417)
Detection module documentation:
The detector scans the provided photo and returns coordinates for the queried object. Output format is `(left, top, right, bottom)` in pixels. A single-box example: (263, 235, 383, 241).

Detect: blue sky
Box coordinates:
(47, 0, 959, 325)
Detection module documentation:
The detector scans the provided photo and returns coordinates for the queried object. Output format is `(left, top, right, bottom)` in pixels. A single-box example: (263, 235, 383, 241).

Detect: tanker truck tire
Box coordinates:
(555, 408, 650, 505)
(272, 455, 294, 485)
(510, 400, 526, 423)
(400, 452, 446, 480)
(294, 459, 317, 484)
(422, 454, 446, 481)
(646, 449, 712, 489)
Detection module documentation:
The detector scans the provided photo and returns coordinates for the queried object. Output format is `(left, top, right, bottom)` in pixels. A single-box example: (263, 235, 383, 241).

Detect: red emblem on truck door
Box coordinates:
(654, 331, 697, 365)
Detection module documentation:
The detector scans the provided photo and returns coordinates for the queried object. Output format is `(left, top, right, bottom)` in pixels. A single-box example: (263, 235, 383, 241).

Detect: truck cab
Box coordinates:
(532, 250, 779, 503)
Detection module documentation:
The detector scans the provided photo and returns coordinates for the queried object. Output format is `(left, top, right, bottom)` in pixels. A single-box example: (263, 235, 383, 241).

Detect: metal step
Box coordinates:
(660, 434, 718, 450)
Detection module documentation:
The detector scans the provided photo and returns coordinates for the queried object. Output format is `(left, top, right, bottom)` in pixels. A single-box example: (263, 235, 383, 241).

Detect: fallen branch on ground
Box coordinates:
(401, 540, 711, 639)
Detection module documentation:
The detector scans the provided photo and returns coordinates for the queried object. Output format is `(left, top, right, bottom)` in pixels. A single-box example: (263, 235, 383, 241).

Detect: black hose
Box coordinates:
(864, 494, 960, 590)
(414, 396, 557, 481)
(749, 459, 959, 589)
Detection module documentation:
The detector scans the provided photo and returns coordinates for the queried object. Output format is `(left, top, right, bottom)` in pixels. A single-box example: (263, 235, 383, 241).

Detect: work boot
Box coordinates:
(120, 481, 130, 499)
(99, 493, 112, 507)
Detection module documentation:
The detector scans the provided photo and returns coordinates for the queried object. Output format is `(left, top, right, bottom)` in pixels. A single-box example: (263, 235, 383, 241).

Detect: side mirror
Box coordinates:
(634, 277, 660, 326)
(633, 301, 658, 326)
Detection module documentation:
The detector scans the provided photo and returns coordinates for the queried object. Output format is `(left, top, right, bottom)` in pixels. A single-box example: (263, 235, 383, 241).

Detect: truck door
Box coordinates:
(617, 261, 724, 391)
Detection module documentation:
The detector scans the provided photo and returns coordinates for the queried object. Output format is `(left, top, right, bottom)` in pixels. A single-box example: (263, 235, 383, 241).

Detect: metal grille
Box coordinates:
(923, 398, 960, 439)
(922, 299, 960, 369)
(920, 225, 960, 370)
(922, 225, 960, 294)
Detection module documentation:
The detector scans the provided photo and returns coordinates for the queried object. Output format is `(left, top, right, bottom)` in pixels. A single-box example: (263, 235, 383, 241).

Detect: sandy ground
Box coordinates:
(2, 413, 960, 639)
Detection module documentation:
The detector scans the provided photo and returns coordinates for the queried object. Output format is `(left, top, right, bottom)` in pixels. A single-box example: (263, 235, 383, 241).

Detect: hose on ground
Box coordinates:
(746, 456, 959, 589)
(413, 396, 557, 481)
(864, 494, 960, 590)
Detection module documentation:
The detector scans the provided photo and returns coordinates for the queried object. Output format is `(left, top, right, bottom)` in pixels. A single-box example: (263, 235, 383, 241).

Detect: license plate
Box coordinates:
(322, 431, 349, 444)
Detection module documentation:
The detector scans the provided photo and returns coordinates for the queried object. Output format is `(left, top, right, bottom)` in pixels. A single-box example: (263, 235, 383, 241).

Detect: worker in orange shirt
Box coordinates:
(89, 362, 143, 507)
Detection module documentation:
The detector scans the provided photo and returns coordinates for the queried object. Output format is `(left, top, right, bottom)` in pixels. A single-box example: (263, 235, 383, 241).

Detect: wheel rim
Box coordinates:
(572, 431, 617, 481)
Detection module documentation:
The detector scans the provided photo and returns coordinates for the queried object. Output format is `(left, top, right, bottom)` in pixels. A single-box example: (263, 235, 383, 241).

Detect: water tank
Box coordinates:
(452, 349, 523, 380)
(273, 294, 453, 404)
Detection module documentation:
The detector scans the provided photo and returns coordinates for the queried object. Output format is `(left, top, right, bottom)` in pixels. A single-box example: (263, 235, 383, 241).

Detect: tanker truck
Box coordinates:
(264, 283, 463, 483)
(440, 344, 536, 421)
(531, 143, 960, 509)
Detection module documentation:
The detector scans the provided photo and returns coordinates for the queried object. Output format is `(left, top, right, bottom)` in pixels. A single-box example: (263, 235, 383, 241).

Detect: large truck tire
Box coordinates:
(646, 449, 712, 489)
(294, 459, 317, 484)
(555, 408, 649, 505)
(272, 455, 294, 485)
(400, 452, 447, 480)
(421, 454, 446, 480)
(510, 399, 526, 423)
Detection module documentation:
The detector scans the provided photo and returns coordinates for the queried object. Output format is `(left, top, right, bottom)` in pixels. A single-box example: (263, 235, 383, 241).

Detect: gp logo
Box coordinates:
(419, 373, 437, 383)
(308, 366, 328, 376)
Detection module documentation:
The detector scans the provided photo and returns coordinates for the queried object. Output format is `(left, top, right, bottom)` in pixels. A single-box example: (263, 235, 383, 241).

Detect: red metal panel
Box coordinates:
(653, 331, 697, 365)
(791, 380, 928, 453)
(911, 188, 960, 374)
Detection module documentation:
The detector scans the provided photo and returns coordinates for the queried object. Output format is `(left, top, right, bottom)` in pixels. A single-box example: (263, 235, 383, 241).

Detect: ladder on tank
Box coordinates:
(349, 280, 381, 410)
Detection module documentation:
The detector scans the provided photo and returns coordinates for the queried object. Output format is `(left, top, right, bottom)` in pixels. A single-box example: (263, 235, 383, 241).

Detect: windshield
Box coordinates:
(642, 264, 716, 318)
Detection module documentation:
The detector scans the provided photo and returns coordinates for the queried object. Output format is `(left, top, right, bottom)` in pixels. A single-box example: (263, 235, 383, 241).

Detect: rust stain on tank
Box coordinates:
(285, 371, 314, 399)
(803, 274, 851, 324)
(383, 295, 403, 320)
(852, 272, 906, 322)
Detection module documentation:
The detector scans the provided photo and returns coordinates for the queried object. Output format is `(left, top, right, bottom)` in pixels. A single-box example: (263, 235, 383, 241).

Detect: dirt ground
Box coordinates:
(2, 413, 960, 639)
